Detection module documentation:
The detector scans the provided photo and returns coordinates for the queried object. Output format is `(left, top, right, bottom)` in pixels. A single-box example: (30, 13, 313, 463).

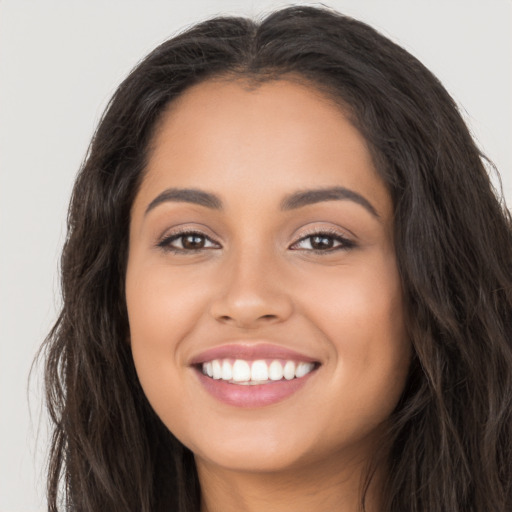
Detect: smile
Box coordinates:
(201, 358, 317, 384)
(190, 343, 321, 407)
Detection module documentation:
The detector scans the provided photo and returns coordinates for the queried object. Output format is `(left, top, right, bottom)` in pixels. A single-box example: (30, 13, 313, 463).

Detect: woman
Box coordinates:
(42, 6, 512, 511)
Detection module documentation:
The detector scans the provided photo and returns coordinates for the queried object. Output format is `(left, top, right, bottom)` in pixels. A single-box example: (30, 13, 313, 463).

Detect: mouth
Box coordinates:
(190, 344, 321, 408)
(198, 358, 319, 385)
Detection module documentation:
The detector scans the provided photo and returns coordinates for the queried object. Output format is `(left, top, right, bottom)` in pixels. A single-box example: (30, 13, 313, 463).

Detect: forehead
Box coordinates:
(135, 78, 391, 218)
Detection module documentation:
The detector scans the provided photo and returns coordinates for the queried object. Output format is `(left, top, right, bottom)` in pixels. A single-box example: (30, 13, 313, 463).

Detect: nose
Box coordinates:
(209, 250, 294, 329)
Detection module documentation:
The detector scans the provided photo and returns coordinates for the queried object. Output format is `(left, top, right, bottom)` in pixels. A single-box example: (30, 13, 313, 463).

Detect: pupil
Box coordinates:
(183, 235, 204, 249)
(312, 236, 333, 250)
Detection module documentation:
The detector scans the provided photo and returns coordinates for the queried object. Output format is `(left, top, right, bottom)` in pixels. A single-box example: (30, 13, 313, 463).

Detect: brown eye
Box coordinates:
(290, 232, 355, 252)
(182, 234, 207, 249)
(310, 235, 335, 250)
(158, 231, 220, 253)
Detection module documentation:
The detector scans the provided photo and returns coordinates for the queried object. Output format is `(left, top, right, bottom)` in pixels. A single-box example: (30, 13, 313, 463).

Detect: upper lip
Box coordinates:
(189, 342, 320, 365)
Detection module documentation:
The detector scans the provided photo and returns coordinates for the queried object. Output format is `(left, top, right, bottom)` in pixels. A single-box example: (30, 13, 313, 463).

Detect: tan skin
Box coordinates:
(126, 78, 411, 512)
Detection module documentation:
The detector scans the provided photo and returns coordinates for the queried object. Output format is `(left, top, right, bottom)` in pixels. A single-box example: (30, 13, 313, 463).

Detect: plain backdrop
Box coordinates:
(0, 1, 510, 510)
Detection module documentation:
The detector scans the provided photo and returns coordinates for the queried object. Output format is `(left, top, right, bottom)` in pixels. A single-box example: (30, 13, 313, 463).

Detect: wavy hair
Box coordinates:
(41, 6, 512, 511)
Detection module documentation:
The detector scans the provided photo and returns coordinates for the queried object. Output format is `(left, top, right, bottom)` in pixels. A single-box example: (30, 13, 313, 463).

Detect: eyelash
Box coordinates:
(157, 228, 355, 255)
(290, 228, 355, 253)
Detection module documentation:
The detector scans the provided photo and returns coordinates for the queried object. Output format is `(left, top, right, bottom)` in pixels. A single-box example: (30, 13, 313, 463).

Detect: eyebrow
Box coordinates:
(280, 187, 379, 218)
(145, 188, 223, 215)
(145, 186, 379, 218)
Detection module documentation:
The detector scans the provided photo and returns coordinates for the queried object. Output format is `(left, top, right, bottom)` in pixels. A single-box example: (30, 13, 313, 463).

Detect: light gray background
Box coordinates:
(1, 1, 510, 510)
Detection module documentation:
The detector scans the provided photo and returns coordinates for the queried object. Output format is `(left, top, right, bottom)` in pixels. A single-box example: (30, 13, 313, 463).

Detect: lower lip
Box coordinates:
(194, 368, 317, 408)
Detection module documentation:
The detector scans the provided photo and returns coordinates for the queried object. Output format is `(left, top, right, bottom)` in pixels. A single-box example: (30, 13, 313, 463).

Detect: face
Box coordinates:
(126, 78, 410, 475)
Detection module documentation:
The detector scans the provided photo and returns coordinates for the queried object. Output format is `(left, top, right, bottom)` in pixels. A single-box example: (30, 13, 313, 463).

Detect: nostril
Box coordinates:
(215, 314, 278, 324)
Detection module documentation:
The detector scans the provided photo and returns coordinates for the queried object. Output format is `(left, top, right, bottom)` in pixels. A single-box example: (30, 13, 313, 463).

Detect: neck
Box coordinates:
(196, 450, 384, 512)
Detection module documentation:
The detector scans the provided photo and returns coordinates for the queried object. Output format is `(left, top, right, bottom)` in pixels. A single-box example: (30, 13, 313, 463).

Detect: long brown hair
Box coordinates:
(41, 6, 512, 511)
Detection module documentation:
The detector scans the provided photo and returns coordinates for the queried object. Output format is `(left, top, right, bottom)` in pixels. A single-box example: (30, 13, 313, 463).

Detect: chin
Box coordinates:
(186, 424, 317, 474)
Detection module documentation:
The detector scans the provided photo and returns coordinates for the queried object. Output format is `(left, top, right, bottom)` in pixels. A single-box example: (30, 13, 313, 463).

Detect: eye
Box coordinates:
(290, 231, 355, 253)
(157, 231, 220, 253)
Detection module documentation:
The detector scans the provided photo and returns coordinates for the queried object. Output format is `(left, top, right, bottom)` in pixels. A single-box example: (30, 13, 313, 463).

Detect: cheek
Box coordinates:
(297, 254, 406, 346)
(295, 256, 409, 420)
(125, 258, 211, 414)
(126, 258, 210, 349)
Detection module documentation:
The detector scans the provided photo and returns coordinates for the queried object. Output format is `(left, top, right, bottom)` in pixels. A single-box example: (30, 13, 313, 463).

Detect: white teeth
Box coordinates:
(200, 358, 316, 383)
(251, 360, 268, 381)
(212, 360, 222, 379)
(269, 360, 284, 381)
(221, 360, 232, 380)
(296, 362, 314, 378)
(232, 360, 251, 382)
(283, 360, 295, 380)
(204, 361, 213, 378)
